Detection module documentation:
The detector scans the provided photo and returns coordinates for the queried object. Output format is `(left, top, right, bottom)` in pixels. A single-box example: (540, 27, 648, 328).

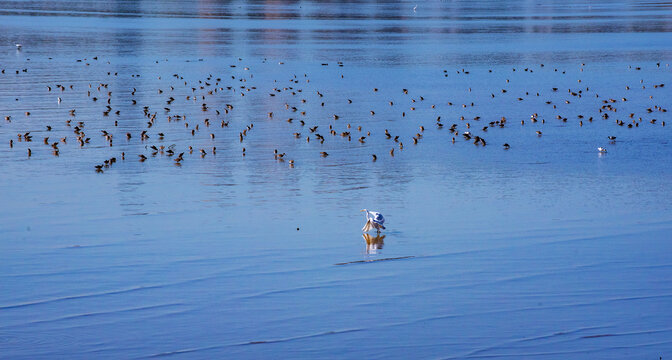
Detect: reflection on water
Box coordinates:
(1, 0, 672, 66)
(363, 233, 385, 254)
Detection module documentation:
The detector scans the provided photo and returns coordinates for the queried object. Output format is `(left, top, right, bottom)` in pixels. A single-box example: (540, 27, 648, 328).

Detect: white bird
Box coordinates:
(15, 43, 22, 50)
(361, 209, 386, 233)
(597, 147, 607, 153)
(413, 4, 417, 12)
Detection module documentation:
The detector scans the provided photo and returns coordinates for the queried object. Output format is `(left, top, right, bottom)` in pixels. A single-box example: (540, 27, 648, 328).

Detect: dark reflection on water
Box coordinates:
(2, 0, 672, 23)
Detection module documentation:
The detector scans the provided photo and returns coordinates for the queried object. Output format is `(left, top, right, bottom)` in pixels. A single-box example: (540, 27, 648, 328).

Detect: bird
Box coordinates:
(597, 147, 607, 153)
(361, 209, 386, 233)
(15, 43, 22, 50)
(174, 153, 184, 163)
(607, 136, 616, 141)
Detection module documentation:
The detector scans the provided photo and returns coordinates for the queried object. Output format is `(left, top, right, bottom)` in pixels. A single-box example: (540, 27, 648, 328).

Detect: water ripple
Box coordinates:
(0, 303, 185, 330)
(143, 328, 363, 358)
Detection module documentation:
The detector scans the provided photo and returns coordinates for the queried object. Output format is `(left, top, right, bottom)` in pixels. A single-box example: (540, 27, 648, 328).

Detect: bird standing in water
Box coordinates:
(361, 209, 386, 233)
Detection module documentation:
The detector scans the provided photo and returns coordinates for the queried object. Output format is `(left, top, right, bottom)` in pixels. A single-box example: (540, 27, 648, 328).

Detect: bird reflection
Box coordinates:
(363, 233, 385, 254)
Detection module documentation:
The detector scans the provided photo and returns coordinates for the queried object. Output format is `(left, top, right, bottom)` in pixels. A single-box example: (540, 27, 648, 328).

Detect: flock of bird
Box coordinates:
(1, 51, 669, 174)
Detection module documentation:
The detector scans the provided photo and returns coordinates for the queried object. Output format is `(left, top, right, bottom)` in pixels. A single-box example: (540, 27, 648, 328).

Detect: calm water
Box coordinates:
(1, 1, 672, 359)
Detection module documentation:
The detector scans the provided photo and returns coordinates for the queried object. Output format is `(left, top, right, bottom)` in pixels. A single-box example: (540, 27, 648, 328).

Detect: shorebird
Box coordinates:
(361, 209, 386, 233)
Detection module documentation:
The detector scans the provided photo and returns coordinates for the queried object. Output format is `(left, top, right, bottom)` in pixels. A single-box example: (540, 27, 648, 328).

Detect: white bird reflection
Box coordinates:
(363, 233, 385, 254)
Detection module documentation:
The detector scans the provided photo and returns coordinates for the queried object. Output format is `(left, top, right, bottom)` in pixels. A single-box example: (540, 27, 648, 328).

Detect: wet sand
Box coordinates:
(1, 1, 671, 359)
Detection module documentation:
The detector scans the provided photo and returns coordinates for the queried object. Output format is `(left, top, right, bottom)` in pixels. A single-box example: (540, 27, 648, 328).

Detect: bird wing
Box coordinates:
(370, 212, 385, 225)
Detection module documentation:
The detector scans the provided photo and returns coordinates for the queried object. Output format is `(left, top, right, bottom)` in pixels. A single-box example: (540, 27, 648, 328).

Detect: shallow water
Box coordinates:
(1, 1, 672, 359)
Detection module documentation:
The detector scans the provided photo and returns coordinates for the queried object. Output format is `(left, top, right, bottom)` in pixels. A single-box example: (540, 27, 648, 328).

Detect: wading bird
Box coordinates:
(361, 209, 386, 233)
